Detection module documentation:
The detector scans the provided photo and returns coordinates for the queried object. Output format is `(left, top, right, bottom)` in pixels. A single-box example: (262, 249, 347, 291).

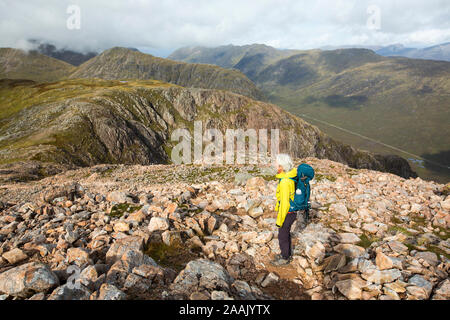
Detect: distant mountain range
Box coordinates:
(169, 44, 450, 182)
(321, 42, 450, 62)
(29, 41, 98, 66)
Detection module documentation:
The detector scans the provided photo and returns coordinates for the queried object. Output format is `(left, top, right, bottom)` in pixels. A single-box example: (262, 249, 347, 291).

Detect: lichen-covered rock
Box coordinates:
(148, 217, 170, 233)
(0, 262, 59, 298)
(333, 244, 366, 259)
(170, 259, 234, 297)
(105, 236, 145, 265)
(67, 247, 92, 267)
(96, 283, 127, 300)
(47, 283, 91, 300)
(432, 279, 450, 300)
(362, 269, 402, 285)
(2, 248, 28, 264)
(335, 278, 363, 300)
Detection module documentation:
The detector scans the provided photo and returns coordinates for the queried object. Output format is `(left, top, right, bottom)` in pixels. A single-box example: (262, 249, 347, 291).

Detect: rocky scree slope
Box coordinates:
(0, 158, 448, 300)
(0, 78, 416, 182)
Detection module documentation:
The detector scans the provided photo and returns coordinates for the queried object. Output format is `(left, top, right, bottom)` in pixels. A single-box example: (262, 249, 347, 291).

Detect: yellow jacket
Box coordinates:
(275, 167, 297, 227)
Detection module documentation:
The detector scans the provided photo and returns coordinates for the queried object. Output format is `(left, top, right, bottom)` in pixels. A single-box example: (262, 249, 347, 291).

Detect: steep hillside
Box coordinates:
(0, 78, 415, 182)
(69, 47, 262, 99)
(0, 48, 75, 82)
(261, 55, 450, 182)
(169, 45, 450, 182)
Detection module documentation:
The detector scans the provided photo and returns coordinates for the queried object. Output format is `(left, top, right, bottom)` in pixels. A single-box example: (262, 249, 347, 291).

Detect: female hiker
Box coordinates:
(271, 153, 297, 266)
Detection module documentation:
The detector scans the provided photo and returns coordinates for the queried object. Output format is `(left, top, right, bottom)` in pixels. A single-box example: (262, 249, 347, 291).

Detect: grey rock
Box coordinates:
(96, 283, 127, 300)
(47, 283, 91, 300)
(0, 262, 59, 298)
(171, 259, 234, 296)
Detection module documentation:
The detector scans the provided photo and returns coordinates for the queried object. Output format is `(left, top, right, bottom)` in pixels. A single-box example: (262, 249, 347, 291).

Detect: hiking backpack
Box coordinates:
(290, 163, 315, 220)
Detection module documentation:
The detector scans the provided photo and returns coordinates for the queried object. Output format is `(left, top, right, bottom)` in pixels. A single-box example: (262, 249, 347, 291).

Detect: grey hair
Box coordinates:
(276, 153, 293, 172)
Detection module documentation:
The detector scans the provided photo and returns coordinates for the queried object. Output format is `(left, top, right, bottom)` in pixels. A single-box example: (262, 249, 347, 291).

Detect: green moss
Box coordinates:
(144, 241, 199, 272)
(425, 245, 450, 260)
(434, 227, 450, 241)
(109, 203, 142, 218)
(388, 225, 413, 236)
(390, 215, 403, 225)
(315, 173, 336, 182)
(357, 233, 379, 248)
(410, 213, 427, 226)
(100, 167, 115, 177)
(404, 243, 417, 252)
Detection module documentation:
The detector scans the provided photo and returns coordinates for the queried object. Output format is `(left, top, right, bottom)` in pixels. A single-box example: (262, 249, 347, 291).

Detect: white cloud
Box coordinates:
(0, 0, 448, 56)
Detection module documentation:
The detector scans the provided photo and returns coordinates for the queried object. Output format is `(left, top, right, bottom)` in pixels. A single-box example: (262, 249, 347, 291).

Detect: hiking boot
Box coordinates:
(273, 253, 282, 260)
(270, 257, 291, 266)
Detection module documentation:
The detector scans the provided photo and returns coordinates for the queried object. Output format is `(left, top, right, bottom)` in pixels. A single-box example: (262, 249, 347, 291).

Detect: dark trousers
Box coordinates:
(278, 212, 297, 259)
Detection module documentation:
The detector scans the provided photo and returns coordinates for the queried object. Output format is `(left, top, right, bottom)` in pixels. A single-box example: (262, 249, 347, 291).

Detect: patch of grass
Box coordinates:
(109, 203, 142, 218)
(425, 244, 450, 260)
(388, 225, 413, 236)
(410, 213, 427, 227)
(144, 241, 200, 272)
(390, 215, 403, 225)
(357, 233, 379, 248)
(404, 243, 418, 252)
(99, 167, 115, 177)
(315, 173, 336, 182)
(433, 227, 450, 241)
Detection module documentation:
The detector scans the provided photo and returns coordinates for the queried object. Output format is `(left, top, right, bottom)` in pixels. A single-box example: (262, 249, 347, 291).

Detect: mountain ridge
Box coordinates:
(0, 47, 262, 100)
(0, 78, 416, 182)
(0, 48, 76, 82)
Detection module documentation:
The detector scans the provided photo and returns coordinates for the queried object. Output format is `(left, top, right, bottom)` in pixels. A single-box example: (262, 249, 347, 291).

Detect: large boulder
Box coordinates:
(105, 235, 158, 287)
(105, 235, 146, 265)
(170, 259, 234, 297)
(0, 262, 59, 298)
(335, 278, 364, 300)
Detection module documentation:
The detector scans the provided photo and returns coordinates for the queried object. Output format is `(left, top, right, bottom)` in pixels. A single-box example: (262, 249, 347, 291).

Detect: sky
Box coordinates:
(1, 0, 449, 57)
